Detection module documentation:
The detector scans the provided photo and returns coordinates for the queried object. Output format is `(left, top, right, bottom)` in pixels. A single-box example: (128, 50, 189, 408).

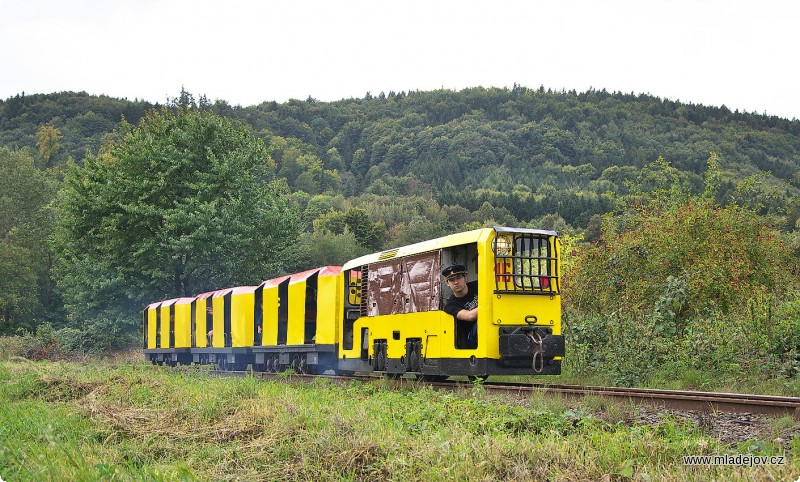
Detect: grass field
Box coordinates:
(1, 357, 798, 481)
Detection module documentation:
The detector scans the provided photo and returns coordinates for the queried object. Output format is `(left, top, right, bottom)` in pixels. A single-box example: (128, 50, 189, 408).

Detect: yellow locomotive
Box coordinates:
(143, 227, 564, 378)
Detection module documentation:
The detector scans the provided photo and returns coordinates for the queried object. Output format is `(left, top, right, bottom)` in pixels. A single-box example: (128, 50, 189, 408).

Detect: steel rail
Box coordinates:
(482, 382, 800, 418)
(206, 369, 800, 418)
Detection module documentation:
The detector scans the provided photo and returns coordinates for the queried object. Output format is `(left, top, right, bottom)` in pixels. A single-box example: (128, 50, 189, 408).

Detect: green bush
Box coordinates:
(563, 196, 800, 386)
(0, 322, 99, 361)
(566, 199, 799, 323)
(0, 325, 57, 361)
(767, 296, 800, 377)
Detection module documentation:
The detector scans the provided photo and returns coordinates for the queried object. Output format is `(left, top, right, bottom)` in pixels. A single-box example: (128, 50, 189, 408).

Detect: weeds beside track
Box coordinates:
(1, 359, 798, 481)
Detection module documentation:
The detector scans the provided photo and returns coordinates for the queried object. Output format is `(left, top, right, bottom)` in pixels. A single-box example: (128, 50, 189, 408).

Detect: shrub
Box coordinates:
(0, 324, 58, 361)
(563, 197, 800, 385)
(565, 198, 799, 330)
(0, 322, 101, 361)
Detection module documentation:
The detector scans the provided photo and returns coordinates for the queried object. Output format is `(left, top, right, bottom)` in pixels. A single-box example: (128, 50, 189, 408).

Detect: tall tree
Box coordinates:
(36, 123, 62, 167)
(0, 147, 58, 334)
(52, 105, 300, 347)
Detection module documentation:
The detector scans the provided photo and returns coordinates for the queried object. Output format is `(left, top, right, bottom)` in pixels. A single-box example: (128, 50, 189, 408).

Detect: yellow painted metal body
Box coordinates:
(211, 291, 228, 348)
(142, 228, 560, 376)
(173, 298, 194, 348)
(286, 280, 307, 345)
(194, 296, 210, 348)
(258, 267, 342, 347)
(348, 311, 452, 360)
(158, 299, 178, 348)
(339, 228, 562, 364)
(145, 303, 159, 349)
(230, 287, 255, 348)
(314, 270, 341, 345)
(262, 279, 283, 346)
(490, 236, 562, 337)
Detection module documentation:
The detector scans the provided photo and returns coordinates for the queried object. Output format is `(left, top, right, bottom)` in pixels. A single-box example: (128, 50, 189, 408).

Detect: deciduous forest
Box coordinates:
(1, 87, 799, 388)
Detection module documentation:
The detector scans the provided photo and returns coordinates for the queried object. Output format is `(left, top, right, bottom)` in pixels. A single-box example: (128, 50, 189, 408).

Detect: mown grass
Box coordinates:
(1, 359, 798, 481)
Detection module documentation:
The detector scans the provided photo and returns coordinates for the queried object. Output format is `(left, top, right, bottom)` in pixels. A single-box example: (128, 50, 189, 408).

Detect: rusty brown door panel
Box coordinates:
(367, 251, 441, 317)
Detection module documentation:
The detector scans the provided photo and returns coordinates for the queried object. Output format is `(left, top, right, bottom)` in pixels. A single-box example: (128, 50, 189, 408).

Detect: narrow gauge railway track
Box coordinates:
(485, 381, 800, 418)
(205, 368, 800, 419)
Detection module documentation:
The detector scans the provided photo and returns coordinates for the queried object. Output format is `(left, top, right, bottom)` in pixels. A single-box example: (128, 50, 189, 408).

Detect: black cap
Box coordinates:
(442, 264, 467, 280)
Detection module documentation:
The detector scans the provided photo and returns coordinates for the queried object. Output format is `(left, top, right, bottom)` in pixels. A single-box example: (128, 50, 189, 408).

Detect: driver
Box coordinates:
(442, 264, 478, 348)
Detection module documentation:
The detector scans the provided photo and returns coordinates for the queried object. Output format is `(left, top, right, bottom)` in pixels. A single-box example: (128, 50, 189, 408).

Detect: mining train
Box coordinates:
(143, 227, 565, 379)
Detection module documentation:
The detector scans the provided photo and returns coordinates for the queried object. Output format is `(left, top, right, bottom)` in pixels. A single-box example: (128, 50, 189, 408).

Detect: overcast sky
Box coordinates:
(2, 0, 798, 120)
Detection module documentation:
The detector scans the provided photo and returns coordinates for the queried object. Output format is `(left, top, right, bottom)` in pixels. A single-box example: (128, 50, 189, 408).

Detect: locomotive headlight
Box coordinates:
(494, 235, 511, 255)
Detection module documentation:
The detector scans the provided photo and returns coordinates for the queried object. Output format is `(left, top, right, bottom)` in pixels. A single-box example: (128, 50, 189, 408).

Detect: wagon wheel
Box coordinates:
(290, 354, 308, 374)
(297, 356, 308, 374)
(269, 356, 280, 372)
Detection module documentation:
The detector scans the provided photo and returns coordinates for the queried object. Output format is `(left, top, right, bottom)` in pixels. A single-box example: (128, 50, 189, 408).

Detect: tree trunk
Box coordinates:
(174, 263, 184, 297)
